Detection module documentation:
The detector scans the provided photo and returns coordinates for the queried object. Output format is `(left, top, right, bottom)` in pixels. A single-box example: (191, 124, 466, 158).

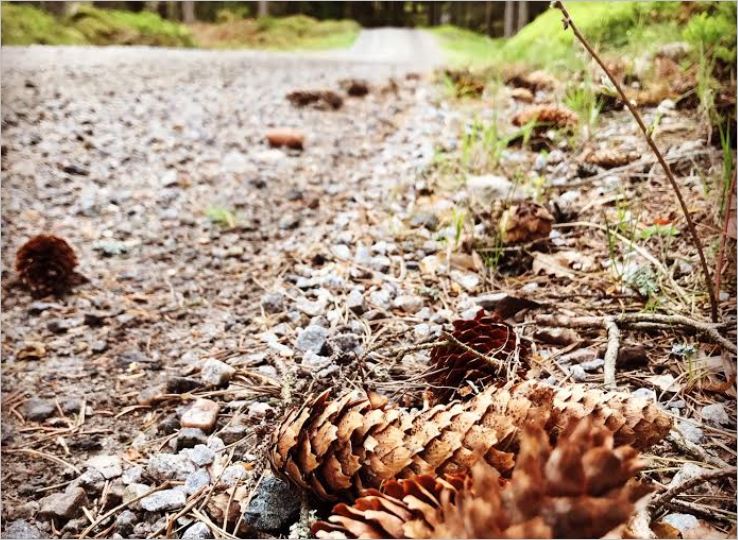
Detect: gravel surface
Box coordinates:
(1, 35, 451, 537)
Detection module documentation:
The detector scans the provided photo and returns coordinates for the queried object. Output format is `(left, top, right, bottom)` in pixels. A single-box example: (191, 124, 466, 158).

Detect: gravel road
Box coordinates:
(1, 32, 452, 538)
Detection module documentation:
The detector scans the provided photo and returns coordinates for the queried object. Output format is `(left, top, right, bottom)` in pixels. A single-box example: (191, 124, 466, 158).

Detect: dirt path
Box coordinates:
(1, 45, 449, 538)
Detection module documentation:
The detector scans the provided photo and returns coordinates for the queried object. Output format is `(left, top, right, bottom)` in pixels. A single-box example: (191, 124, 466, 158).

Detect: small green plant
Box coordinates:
(638, 224, 679, 240)
(564, 81, 601, 139)
(206, 206, 237, 228)
(451, 207, 467, 249)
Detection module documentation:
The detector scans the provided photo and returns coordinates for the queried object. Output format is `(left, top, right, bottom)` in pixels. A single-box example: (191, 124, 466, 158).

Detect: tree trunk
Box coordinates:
(484, 1, 494, 35)
(181, 1, 195, 23)
(517, 1, 529, 32)
(258, 1, 269, 18)
(165, 1, 178, 20)
(504, 0, 515, 37)
(143, 1, 159, 12)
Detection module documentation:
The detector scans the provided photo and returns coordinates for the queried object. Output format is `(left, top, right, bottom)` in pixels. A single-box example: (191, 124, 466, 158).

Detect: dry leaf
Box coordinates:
(532, 252, 576, 278)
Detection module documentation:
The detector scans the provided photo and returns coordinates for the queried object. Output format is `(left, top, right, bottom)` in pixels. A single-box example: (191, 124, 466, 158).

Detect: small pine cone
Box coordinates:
(426, 310, 529, 401)
(512, 105, 578, 128)
(506, 69, 558, 91)
(15, 235, 78, 298)
(585, 148, 639, 169)
(313, 419, 649, 539)
(286, 90, 322, 107)
(340, 79, 370, 97)
(270, 380, 670, 501)
(510, 87, 534, 103)
(499, 201, 554, 245)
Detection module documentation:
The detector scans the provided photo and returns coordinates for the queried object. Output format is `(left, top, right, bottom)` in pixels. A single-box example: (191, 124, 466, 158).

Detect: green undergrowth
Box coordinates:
(188, 15, 359, 50)
(1, 3, 194, 47)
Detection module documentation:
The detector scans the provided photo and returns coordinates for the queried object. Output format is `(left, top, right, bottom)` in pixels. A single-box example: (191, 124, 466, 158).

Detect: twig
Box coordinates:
(553, 0, 719, 322)
(650, 467, 737, 510)
(4, 448, 80, 474)
(79, 482, 172, 539)
(441, 331, 505, 372)
(714, 172, 736, 295)
(666, 430, 731, 469)
(603, 317, 619, 388)
(535, 313, 736, 354)
(664, 499, 737, 522)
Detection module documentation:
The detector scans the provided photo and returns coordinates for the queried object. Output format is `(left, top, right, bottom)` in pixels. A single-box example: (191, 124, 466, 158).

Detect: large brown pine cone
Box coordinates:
(313, 419, 649, 539)
(499, 201, 555, 245)
(15, 235, 79, 298)
(426, 310, 529, 400)
(270, 380, 671, 501)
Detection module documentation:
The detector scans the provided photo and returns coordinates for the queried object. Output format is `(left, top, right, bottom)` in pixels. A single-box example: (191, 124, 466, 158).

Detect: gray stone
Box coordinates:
(393, 295, 424, 314)
(662, 513, 699, 534)
(86, 454, 123, 479)
(414, 323, 431, 340)
(147, 453, 196, 482)
(39, 487, 87, 520)
(369, 289, 392, 309)
(295, 325, 328, 355)
(220, 425, 247, 445)
(123, 483, 151, 510)
(220, 465, 247, 486)
(184, 469, 211, 495)
(24, 398, 56, 421)
(409, 212, 439, 231)
(182, 444, 215, 466)
(242, 476, 301, 531)
(355, 244, 372, 265)
(677, 421, 704, 444)
(180, 399, 220, 433)
(701, 403, 730, 426)
(4, 520, 42, 539)
(114, 510, 137, 535)
(200, 359, 236, 387)
(121, 465, 144, 485)
(331, 244, 352, 260)
(278, 213, 300, 230)
(569, 365, 587, 382)
(140, 489, 186, 512)
(579, 358, 605, 372)
(467, 174, 526, 203)
(207, 436, 226, 453)
(346, 289, 365, 314)
(369, 255, 391, 273)
(260, 292, 284, 313)
(302, 352, 331, 371)
(670, 463, 709, 488)
(176, 427, 208, 450)
(182, 522, 213, 540)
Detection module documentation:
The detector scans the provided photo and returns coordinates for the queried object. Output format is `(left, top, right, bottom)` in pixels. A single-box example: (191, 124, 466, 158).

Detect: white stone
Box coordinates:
(140, 489, 186, 512)
(200, 359, 236, 387)
(86, 455, 123, 480)
(701, 403, 730, 426)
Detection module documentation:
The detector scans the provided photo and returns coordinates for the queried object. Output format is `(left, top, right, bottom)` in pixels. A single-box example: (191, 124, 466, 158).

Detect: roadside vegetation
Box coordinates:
(1, 3, 358, 50)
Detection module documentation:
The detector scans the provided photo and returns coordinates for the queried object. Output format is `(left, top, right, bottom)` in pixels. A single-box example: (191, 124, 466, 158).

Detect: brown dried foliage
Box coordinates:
(512, 105, 578, 129)
(506, 69, 558, 92)
(313, 419, 649, 539)
(426, 310, 528, 400)
(499, 201, 555, 245)
(15, 235, 79, 298)
(444, 68, 485, 98)
(270, 379, 671, 501)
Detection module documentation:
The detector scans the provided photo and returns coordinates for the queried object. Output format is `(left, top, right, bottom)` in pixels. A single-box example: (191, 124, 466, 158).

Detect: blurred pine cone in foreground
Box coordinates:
(15, 235, 79, 298)
(313, 419, 650, 539)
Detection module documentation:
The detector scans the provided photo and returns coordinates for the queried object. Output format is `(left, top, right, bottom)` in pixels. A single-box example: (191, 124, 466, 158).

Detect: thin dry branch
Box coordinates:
(651, 467, 737, 511)
(552, 0, 719, 322)
(603, 316, 620, 388)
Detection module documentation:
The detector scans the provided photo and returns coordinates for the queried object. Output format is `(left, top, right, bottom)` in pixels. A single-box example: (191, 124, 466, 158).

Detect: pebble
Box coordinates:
(409, 212, 439, 231)
(166, 376, 202, 394)
(24, 398, 56, 421)
(147, 453, 196, 482)
(346, 289, 365, 314)
(114, 510, 138, 535)
(180, 399, 220, 433)
(579, 358, 605, 372)
(260, 292, 284, 313)
(247, 401, 274, 419)
(450, 270, 480, 292)
(677, 420, 704, 444)
(670, 463, 708, 488)
(39, 487, 87, 520)
(369, 255, 391, 273)
(140, 488, 186, 512)
(369, 288, 393, 309)
(184, 469, 211, 495)
(393, 294, 424, 313)
(467, 174, 526, 203)
(200, 358, 235, 387)
(86, 455, 123, 479)
(569, 365, 587, 382)
(534, 328, 580, 346)
(278, 213, 300, 230)
(219, 425, 247, 445)
(121, 465, 144, 485)
(302, 352, 332, 371)
(662, 513, 699, 534)
(295, 325, 328, 355)
(220, 464, 247, 486)
(242, 476, 301, 531)
(3, 520, 41, 539)
(355, 244, 372, 265)
(182, 444, 215, 466)
(701, 403, 730, 426)
(414, 323, 431, 340)
(331, 244, 352, 260)
(123, 483, 151, 509)
(182, 522, 213, 540)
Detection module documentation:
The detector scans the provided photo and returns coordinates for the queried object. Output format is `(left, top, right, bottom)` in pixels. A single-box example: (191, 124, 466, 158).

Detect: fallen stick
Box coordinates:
(553, 0, 719, 322)
(650, 467, 737, 511)
(535, 313, 736, 354)
(603, 317, 620, 388)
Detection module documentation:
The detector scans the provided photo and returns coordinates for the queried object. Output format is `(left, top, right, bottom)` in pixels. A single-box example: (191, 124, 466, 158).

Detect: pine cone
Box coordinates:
(286, 90, 343, 110)
(270, 380, 671, 501)
(15, 235, 79, 298)
(506, 69, 558, 92)
(340, 79, 370, 97)
(585, 149, 639, 169)
(313, 419, 650, 539)
(499, 201, 554, 245)
(426, 310, 529, 401)
(512, 105, 578, 128)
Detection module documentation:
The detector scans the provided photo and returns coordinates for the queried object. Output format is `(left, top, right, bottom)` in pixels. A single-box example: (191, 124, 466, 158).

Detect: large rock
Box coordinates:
(3, 519, 41, 539)
(39, 487, 87, 520)
(85, 454, 123, 480)
(147, 453, 196, 482)
(242, 476, 300, 531)
(200, 359, 235, 387)
(140, 488, 186, 512)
